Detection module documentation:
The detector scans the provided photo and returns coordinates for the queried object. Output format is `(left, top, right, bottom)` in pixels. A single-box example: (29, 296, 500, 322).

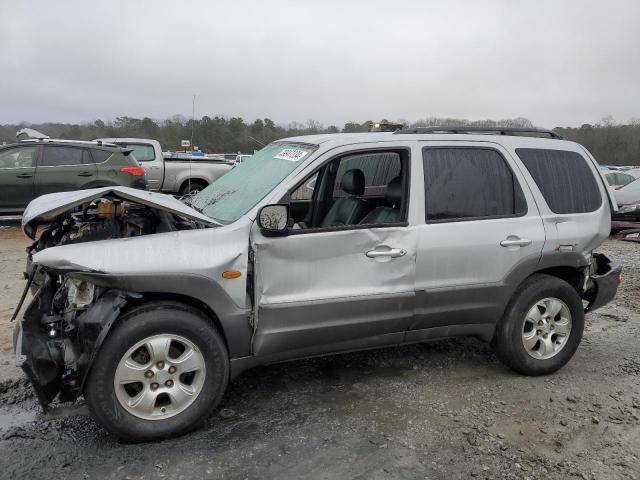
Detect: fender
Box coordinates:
(68, 271, 253, 358)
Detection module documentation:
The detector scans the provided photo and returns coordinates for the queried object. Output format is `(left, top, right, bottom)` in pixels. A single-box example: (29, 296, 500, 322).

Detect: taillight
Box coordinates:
(120, 166, 145, 177)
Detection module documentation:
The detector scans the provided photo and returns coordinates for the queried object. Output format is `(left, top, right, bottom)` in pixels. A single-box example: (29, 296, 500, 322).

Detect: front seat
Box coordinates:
(359, 176, 403, 224)
(320, 169, 369, 227)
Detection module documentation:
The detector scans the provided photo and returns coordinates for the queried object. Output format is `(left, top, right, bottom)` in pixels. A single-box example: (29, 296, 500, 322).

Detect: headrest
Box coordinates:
(385, 176, 402, 207)
(340, 169, 365, 196)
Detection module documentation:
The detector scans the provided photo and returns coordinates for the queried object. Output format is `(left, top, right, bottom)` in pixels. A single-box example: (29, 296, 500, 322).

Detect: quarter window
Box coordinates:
(290, 172, 318, 201)
(89, 149, 113, 164)
(41, 146, 84, 166)
(423, 148, 527, 221)
(516, 149, 601, 214)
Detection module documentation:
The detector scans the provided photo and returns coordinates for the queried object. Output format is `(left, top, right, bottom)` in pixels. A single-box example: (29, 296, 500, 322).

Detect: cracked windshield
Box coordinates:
(190, 142, 317, 224)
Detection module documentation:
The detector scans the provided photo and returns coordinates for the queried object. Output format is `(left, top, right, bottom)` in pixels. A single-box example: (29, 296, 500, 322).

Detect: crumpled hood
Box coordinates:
(21, 186, 219, 239)
(30, 218, 251, 309)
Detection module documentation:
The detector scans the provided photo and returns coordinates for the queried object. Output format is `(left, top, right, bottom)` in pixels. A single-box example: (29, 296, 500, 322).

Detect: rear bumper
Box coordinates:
(584, 253, 622, 313)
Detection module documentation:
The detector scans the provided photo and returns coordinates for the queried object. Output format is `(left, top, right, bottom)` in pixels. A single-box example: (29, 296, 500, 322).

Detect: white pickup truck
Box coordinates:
(95, 138, 234, 195)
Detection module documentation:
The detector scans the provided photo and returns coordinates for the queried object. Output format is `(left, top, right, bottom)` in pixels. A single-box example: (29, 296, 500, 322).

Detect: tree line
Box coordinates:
(1, 115, 638, 165)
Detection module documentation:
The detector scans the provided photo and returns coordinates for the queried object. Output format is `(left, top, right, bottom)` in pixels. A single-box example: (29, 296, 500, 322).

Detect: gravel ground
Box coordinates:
(0, 226, 638, 480)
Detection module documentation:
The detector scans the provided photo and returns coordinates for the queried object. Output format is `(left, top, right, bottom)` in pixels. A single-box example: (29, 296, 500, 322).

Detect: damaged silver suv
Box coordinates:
(14, 127, 621, 441)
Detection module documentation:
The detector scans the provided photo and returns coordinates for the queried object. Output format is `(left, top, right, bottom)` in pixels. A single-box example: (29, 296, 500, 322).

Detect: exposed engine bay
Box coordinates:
(15, 191, 217, 408)
(30, 196, 204, 254)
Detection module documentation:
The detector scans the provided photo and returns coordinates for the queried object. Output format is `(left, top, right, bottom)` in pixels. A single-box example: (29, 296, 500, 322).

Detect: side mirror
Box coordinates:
(257, 204, 290, 236)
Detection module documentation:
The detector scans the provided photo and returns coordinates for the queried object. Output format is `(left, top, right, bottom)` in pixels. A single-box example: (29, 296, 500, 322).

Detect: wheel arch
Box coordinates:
(69, 272, 253, 359)
(531, 265, 585, 293)
(507, 251, 589, 299)
(122, 293, 229, 351)
(492, 253, 590, 338)
(178, 177, 209, 194)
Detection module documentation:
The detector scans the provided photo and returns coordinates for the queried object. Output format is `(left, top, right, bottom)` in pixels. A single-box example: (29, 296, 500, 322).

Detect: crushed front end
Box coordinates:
(14, 270, 137, 408)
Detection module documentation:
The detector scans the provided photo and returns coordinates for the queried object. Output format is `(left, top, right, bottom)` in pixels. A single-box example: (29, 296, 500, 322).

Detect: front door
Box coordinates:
(251, 147, 418, 359)
(0, 145, 37, 211)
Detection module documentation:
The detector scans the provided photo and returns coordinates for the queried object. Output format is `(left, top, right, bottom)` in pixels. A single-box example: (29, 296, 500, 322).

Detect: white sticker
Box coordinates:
(274, 148, 309, 162)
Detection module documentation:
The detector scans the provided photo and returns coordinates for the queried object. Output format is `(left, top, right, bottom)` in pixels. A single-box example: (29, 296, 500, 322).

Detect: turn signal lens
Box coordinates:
(120, 166, 145, 177)
(222, 270, 242, 279)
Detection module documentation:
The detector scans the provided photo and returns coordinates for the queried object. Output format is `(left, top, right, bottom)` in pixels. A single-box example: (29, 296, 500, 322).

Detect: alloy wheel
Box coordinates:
(522, 297, 572, 360)
(114, 334, 206, 420)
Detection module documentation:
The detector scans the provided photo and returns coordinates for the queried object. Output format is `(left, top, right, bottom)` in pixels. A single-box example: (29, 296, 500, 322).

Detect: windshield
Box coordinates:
(190, 142, 317, 223)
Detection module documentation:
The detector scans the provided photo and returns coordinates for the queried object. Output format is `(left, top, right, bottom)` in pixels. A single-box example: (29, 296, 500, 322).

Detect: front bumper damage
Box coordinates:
(584, 253, 622, 313)
(14, 270, 138, 409)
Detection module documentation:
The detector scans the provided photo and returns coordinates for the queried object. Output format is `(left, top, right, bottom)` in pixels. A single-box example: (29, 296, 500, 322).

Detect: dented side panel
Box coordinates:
(251, 225, 418, 357)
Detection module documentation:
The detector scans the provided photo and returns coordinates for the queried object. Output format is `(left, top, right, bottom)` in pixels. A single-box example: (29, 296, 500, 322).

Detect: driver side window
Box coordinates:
(0, 146, 36, 169)
(288, 149, 409, 231)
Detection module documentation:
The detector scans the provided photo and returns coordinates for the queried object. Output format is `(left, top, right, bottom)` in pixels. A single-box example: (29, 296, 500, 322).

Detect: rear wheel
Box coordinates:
(85, 302, 228, 442)
(179, 180, 207, 196)
(494, 274, 584, 376)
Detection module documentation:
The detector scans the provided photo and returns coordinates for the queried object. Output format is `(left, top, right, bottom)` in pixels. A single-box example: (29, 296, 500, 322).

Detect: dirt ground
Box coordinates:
(0, 224, 638, 480)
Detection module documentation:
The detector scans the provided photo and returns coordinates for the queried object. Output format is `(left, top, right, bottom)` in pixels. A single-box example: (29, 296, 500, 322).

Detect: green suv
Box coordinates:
(0, 140, 147, 213)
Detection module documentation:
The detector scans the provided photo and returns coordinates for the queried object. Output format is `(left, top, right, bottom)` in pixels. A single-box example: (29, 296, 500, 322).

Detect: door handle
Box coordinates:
(77, 172, 93, 177)
(500, 236, 532, 248)
(15, 173, 33, 178)
(366, 248, 407, 258)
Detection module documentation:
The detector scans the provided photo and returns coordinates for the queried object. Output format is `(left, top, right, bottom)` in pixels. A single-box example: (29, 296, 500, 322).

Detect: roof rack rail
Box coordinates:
(18, 138, 119, 147)
(393, 126, 562, 139)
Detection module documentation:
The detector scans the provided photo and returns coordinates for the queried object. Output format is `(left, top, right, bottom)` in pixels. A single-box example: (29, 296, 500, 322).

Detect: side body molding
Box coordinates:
(409, 250, 592, 342)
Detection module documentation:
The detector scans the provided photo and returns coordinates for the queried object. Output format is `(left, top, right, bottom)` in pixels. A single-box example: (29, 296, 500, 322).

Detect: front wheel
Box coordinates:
(85, 302, 229, 442)
(494, 274, 585, 376)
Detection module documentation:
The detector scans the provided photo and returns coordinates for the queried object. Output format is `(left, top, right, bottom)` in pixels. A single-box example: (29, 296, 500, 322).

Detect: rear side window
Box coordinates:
(423, 148, 527, 222)
(334, 151, 401, 198)
(41, 146, 83, 166)
(516, 149, 601, 214)
(89, 149, 113, 164)
(105, 152, 132, 166)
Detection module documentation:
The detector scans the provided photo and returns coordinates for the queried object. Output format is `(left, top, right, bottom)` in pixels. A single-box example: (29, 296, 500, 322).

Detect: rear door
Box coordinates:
(409, 143, 545, 340)
(0, 145, 37, 210)
(35, 145, 97, 195)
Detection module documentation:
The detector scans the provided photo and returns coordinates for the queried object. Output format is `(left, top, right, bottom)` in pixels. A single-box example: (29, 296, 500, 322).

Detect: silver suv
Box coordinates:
(14, 128, 621, 441)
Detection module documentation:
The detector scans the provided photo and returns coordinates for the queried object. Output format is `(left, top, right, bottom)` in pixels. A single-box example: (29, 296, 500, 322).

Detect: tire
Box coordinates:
(85, 301, 229, 442)
(179, 180, 207, 196)
(493, 274, 584, 376)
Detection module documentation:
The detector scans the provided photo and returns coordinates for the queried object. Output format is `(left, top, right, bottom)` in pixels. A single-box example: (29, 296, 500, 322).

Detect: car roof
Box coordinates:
(11, 139, 122, 150)
(278, 132, 582, 150)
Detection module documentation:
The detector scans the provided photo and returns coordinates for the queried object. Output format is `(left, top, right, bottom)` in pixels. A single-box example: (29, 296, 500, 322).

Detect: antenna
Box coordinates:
(190, 94, 196, 150)
(188, 94, 196, 196)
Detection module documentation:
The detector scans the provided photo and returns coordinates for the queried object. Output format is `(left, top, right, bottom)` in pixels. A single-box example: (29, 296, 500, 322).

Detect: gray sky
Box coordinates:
(1, 0, 638, 128)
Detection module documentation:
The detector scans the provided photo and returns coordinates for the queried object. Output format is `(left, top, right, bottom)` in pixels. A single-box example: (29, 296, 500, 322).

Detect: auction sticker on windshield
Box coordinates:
(274, 148, 309, 162)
